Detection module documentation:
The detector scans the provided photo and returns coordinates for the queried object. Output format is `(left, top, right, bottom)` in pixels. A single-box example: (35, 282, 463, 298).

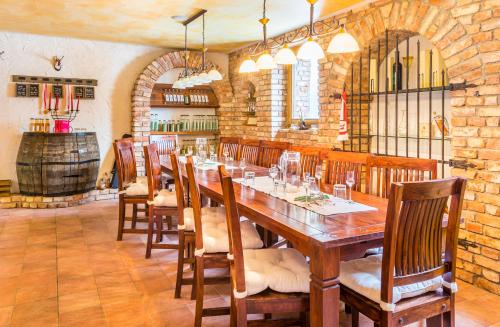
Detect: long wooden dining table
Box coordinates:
(161, 158, 389, 327)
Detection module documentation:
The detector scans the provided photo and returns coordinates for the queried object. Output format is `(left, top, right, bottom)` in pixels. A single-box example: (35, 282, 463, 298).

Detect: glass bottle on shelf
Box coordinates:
(29, 118, 35, 132)
(392, 57, 403, 91)
(184, 91, 191, 105)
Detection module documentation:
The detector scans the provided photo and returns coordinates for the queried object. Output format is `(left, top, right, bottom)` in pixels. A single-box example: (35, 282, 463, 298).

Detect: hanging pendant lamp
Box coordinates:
(239, 57, 258, 73)
(327, 25, 360, 54)
(274, 44, 297, 65)
(256, 0, 276, 70)
(297, 0, 324, 60)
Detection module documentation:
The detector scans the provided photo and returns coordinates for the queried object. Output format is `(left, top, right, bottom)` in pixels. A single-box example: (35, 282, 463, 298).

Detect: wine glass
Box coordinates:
(346, 171, 355, 202)
(239, 158, 247, 180)
(187, 146, 193, 156)
(269, 165, 278, 193)
(223, 148, 229, 162)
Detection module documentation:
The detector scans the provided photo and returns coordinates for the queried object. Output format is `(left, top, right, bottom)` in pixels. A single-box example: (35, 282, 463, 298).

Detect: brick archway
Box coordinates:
(131, 51, 234, 173)
(319, 0, 485, 148)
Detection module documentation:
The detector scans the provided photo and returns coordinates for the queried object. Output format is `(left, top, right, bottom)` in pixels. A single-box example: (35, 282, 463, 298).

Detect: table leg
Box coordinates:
(309, 246, 340, 327)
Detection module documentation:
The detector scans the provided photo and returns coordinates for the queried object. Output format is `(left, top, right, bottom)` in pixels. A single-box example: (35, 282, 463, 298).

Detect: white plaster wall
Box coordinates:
(0, 31, 169, 192)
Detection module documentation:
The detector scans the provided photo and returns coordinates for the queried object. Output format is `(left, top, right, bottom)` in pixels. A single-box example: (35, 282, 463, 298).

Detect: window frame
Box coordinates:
(285, 62, 320, 128)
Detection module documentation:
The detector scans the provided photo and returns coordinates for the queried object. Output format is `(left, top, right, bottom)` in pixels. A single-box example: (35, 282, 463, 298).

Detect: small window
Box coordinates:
(286, 58, 320, 125)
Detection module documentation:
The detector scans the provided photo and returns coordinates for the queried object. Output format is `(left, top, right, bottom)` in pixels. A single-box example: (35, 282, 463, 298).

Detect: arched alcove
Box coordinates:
(131, 51, 234, 173)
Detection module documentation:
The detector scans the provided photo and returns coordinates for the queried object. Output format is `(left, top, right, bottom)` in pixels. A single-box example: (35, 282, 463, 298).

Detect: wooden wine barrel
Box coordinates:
(16, 132, 100, 196)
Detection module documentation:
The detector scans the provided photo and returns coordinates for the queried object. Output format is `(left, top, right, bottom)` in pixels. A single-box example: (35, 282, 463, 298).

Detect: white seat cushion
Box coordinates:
(183, 207, 227, 231)
(340, 254, 443, 309)
(123, 182, 148, 196)
(242, 248, 310, 296)
(151, 189, 177, 207)
(203, 218, 263, 254)
(136, 176, 148, 185)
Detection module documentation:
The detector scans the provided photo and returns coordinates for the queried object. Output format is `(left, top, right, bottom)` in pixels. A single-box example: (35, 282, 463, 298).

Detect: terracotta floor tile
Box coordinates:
(58, 289, 101, 314)
(10, 298, 58, 327)
(15, 278, 57, 304)
(58, 306, 107, 327)
(58, 275, 97, 296)
(1, 200, 498, 327)
(95, 270, 133, 288)
(0, 306, 13, 327)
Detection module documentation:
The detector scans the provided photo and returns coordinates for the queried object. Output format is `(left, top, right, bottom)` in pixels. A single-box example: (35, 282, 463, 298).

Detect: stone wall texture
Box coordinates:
(224, 0, 500, 295)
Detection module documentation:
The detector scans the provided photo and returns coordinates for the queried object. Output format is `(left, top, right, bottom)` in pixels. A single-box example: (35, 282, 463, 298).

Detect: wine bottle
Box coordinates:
(392, 59, 403, 91)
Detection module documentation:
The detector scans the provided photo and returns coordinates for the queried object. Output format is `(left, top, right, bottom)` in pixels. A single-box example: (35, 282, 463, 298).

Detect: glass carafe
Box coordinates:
(280, 151, 301, 193)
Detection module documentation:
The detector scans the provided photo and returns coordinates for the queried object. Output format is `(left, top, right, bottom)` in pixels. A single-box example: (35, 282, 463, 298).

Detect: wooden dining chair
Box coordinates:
(218, 136, 240, 159)
(321, 150, 372, 193)
(150, 134, 178, 155)
(367, 155, 438, 198)
(218, 165, 310, 327)
(258, 140, 290, 168)
(340, 177, 466, 327)
(237, 139, 261, 165)
(185, 156, 264, 327)
(143, 143, 179, 258)
(113, 139, 149, 241)
(290, 145, 323, 178)
(169, 153, 196, 299)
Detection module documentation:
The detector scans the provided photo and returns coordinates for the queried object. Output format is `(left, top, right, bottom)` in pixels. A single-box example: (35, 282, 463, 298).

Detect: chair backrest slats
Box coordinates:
(258, 140, 290, 168)
(143, 143, 162, 201)
(185, 156, 204, 250)
(169, 153, 186, 225)
(238, 139, 261, 165)
(381, 177, 466, 304)
(113, 139, 138, 191)
(367, 156, 438, 198)
(321, 151, 371, 193)
(150, 135, 178, 155)
(290, 145, 323, 178)
(218, 137, 240, 159)
(218, 165, 247, 294)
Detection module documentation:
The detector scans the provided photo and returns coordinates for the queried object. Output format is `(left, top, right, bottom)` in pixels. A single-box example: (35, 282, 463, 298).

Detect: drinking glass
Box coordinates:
(334, 184, 347, 200)
(302, 173, 311, 203)
(198, 150, 207, 165)
(309, 177, 320, 198)
(244, 171, 255, 187)
(223, 148, 229, 162)
(239, 158, 247, 179)
(346, 171, 355, 202)
(269, 165, 278, 181)
(210, 153, 218, 162)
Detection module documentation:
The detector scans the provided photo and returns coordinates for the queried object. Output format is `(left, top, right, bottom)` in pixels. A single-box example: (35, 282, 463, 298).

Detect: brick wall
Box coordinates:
(221, 0, 500, 294)
(131, 51, 234, 174)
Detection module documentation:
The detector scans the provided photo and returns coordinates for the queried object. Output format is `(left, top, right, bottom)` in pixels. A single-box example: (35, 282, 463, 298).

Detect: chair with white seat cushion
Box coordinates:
(143, 143, 179, 258)
(170, 154, 235, 299)
(340, 177, 466, 327)
(185, 157, 264, 327)
(113, 139, 150, 240)
(218, 165, 310, 327)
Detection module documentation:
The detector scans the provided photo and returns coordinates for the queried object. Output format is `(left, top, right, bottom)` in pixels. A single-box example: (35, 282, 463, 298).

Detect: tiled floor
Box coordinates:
(0, 200, 499, 327)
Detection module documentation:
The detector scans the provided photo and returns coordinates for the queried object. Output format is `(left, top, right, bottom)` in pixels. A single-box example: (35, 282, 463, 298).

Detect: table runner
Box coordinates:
(234, 176, 377, 216)
(178, 156, 238, 170)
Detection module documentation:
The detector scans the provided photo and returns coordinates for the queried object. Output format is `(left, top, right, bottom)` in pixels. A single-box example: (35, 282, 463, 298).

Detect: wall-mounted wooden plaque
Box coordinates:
(16, 83, 27, 97)
(28, 84, 39, 97)
(53, 85, 63, 98)
(74, 86, 85, 98)
(84, 87, 95, 99)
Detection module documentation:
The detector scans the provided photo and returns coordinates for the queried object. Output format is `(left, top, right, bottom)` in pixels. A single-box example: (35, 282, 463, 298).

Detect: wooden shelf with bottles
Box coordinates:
(150, 83, 220, 108)
(150, 131, 220, 136)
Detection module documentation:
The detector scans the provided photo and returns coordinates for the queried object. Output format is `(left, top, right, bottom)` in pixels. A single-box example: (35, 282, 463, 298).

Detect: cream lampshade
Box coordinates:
(239, 57, 258, 73)
(274, 44, 297, 65)
(256, 51, 277, 69)
(297, 37, 325, 60)
(327, 27, 360, 54)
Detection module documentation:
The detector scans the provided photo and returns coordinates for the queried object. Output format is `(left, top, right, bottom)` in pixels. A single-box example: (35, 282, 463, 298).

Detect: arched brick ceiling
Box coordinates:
(0, 0, 365, 52)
